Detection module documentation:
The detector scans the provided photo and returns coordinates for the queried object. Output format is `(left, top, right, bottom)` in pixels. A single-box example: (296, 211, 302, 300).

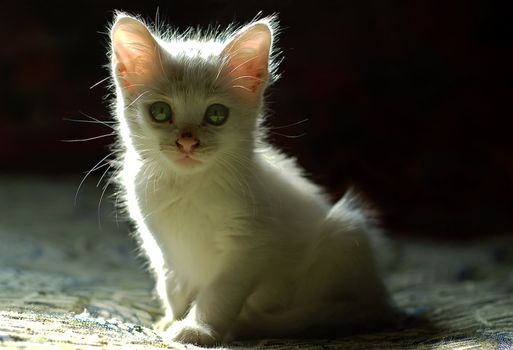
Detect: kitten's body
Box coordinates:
(110, 13, 393, 346)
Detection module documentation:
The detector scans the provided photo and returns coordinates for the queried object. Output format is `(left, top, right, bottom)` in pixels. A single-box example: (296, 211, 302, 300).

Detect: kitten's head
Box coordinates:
(110, 13, 277, 175)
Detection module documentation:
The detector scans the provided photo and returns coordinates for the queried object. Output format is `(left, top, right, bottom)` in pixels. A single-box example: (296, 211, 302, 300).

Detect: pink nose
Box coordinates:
(176, 134, 200, 153)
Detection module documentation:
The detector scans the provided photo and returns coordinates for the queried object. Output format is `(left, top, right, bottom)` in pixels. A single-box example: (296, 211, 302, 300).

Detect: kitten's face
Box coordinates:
(123, 57, 259, 175)
(111, 15, 273, 175)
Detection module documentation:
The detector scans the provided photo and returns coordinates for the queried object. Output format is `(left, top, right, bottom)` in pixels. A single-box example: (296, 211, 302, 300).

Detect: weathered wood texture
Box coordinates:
(1, 177, 512, 349)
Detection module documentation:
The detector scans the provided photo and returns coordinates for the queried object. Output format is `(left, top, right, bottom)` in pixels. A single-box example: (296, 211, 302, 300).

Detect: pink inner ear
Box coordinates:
(223, 24, 272, 94)
(114, 62, 131, 89)
(229, 55, 266, 93)
(111, 17, 159, 90)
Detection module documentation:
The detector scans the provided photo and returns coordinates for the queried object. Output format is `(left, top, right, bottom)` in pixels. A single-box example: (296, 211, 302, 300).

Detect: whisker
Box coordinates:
(126, 90, 150, 110)
(96, 163, 112, 188)
(77, 111, 115, 130)
(271, 118, 309, 130)
(75, 152, 114, 205)
(62, 132, 115, 143)
(270, 131, 307, 139)
(63, 117, 116, 126)
(97, 175, 115, 230)
(114, 190, 121, 228)
(89, 76, 111, 90)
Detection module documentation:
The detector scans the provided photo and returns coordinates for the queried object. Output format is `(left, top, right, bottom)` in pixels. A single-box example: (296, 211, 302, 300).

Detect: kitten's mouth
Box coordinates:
(175, 154, 201, 166)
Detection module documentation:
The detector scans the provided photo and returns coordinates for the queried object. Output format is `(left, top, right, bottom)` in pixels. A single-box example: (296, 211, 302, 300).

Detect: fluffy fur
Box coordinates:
(108, 12, 394, 346)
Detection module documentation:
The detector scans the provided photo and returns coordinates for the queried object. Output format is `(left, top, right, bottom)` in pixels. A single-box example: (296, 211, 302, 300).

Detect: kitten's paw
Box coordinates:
(154, 315, 175, 331)
(165, 319, 219, 347)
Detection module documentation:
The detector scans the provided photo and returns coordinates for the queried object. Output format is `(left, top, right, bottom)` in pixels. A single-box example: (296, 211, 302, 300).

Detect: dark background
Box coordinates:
(1, 1, 512, 239)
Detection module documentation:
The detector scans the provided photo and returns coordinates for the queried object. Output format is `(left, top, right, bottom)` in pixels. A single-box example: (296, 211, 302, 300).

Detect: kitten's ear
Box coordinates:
(110, 14, 160, 91)
(222, 21, 273, 96)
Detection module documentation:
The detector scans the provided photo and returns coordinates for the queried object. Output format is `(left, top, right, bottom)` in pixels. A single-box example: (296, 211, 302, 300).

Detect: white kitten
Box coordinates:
(109, 12, 394, 346)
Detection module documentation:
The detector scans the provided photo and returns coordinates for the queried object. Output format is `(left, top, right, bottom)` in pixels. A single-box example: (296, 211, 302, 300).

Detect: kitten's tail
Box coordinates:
(330, 188, 398, 271)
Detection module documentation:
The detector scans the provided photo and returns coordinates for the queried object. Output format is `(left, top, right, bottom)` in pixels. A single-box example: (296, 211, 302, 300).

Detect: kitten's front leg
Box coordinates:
(155, 270, 191, 331)
(166, 251, 261, 346)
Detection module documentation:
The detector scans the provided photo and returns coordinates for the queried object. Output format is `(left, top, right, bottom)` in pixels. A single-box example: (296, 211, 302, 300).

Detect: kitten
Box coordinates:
(109, 12, 394, 346)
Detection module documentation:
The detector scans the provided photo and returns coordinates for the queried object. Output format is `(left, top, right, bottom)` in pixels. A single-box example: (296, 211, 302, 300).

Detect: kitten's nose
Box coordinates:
(176, 133, 200, 153)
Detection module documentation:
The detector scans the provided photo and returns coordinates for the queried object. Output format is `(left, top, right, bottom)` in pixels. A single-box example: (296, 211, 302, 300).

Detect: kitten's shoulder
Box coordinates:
(255, 145, 328, 200)
(256, 145, 305, 175)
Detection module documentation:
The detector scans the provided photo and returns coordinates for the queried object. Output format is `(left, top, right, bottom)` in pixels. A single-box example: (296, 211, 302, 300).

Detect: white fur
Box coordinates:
(109, 13, 393, 346)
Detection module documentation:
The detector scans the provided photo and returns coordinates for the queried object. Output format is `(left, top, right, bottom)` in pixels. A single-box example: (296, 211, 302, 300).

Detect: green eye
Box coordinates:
(149, 102, 172, 123)
(204, 104, 229, 126)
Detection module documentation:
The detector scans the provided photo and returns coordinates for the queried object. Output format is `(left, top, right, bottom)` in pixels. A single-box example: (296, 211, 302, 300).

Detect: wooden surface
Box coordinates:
(0, 176, 512, 349)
